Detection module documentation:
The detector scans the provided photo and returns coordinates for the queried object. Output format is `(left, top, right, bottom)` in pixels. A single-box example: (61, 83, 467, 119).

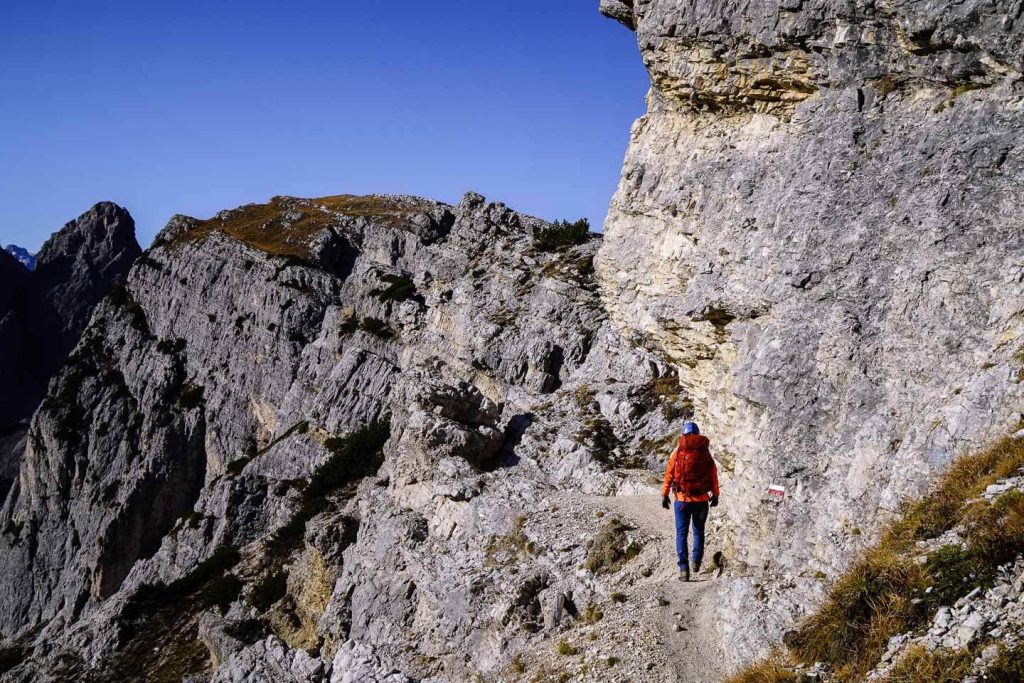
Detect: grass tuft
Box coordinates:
(882, 645, 972, 683)
(584, 518, 640, 574)
(724, 652, 800, 683)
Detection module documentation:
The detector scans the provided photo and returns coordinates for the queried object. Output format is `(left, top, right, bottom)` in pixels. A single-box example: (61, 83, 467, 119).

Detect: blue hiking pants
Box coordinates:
(673, 500, 709, 570)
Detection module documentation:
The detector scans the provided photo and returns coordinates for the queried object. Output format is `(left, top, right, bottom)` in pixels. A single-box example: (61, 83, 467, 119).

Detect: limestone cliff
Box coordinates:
(598, 0, 1024, 662)
(0, 193, 686, 681)
(0, 203, 140, 497)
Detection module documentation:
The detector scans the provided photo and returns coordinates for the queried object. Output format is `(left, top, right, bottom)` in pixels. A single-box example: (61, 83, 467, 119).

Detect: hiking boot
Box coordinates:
(679, 567, 690, 582)
(693, 560, 702, 574)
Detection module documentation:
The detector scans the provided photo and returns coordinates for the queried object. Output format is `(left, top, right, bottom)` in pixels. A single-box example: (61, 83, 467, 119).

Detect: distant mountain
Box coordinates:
(4, 244, 35, 270)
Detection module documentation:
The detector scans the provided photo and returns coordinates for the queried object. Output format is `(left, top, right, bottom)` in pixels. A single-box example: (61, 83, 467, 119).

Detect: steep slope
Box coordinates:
(730, 434, 1024, 681)
(0, 203, 140, 498)
(0, 193, 688, 681)
(598, 0, 1024, 665)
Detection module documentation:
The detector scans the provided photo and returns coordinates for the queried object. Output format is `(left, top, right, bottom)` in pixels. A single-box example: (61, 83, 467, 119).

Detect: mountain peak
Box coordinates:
(3, 244, 35, 271)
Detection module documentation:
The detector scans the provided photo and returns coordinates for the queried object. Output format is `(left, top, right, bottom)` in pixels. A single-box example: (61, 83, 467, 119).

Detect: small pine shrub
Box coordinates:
(179, 383, 204, 410)
(987, 643, 1024, 682)
(265, 421, 390, 556)
(155, 338, 186, 354)
(534, 218, 591, 251)
(123, 546, 242, 621)
(373, 274, 416, 302)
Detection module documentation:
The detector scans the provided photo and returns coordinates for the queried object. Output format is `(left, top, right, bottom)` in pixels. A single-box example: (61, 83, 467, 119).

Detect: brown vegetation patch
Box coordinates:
(169, 194, 434, 259)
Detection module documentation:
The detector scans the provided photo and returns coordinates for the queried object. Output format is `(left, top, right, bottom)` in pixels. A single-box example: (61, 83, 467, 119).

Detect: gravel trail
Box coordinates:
(591, 493, 728, 682)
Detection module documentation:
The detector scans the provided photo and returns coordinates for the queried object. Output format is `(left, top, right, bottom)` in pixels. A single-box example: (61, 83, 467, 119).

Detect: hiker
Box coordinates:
(661, 421, 719, 582)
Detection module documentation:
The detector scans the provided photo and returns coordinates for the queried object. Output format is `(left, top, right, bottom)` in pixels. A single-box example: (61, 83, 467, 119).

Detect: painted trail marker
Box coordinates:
(767, 484, 786, 500)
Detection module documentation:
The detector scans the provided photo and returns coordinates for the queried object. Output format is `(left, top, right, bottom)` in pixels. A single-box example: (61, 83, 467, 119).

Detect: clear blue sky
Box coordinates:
(0, 1, 647, 251)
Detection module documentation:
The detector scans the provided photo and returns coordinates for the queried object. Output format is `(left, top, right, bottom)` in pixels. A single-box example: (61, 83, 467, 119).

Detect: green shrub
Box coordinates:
(0, 646, 26, 676)
(583, 603, 604, 624)
(124, 546, 242, 621)
(372, 274, 416, 302)
(135, 253, 164, 271)
(179, 383, 204, 410)
(987, 643, 1024, 682)
(534, 218, 591, 251)
(250, 570, 288, 612)
(155, 338, 186, 354)
(265, 420, 390, 556)
(359, 316, 394, 339)
(557, 640, 577, 656)
(109, 285, 150, 335)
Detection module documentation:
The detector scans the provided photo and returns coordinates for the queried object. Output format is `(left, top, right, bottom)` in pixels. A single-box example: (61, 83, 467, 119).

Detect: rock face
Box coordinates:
(598, 0, 1024, 663)
(0, 203, 140, 498)
(32, 203, 142, 356)
(0, 193, 684, 681)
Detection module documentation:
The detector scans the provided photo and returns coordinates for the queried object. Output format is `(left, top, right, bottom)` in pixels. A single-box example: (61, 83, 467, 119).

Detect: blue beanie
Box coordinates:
(681, 421, 700, 435)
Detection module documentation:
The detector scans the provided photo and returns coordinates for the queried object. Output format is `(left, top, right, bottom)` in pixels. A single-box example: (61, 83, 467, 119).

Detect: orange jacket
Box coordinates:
(662, 434, 720, 502)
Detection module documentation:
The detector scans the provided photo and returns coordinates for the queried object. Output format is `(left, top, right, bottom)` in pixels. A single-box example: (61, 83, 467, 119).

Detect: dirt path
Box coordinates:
(589, 493, 728, 682)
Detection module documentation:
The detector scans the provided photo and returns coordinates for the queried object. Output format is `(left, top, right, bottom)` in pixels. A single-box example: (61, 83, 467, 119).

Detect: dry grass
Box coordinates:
(733, 435, 1024, 681)
(724, 652, 800, 683)
(169, 194, 434, 259)
(881, 645, 972, 683)
(786, 546, 927, 675)
(987, 643, 1024, 682)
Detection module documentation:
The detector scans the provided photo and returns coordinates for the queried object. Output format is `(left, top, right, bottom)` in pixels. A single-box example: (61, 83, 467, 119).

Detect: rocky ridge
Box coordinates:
(0, 192, 689, 681)
(598, 0, 1024, 663)
(0, 203, 140, 497)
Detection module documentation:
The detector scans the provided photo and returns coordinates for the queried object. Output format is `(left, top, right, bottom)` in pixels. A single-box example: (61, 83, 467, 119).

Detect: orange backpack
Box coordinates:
(672, 434, 715, 497)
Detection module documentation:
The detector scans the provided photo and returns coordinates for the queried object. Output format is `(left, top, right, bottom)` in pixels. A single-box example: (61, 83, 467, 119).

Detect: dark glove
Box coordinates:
(661, 495, 670, 510)
(710, 495, 719, 508)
